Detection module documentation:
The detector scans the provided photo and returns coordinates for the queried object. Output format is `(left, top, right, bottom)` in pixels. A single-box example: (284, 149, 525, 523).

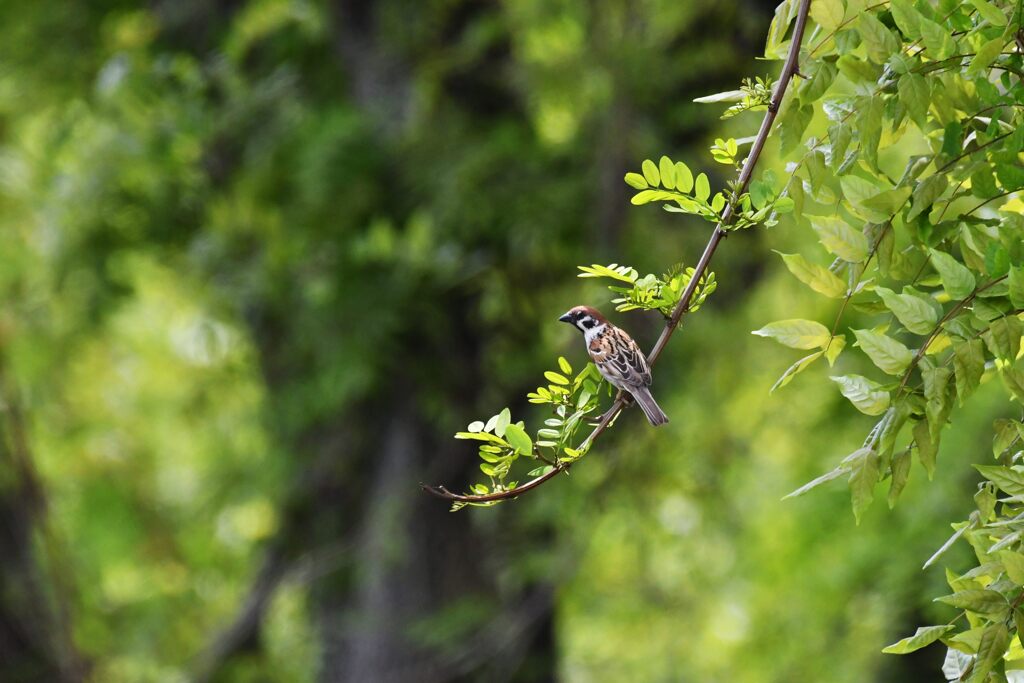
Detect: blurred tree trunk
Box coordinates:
(0, 365, 85, 683)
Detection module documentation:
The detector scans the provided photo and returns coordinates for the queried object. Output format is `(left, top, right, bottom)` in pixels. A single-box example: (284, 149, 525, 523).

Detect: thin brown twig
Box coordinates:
(422, 0, 814, 504)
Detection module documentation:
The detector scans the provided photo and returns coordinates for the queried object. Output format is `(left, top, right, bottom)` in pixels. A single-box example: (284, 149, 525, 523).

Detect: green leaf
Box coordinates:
(1009, 266, 1024, 309)
(810, 0, 845, 29)
(1000, 550, 1024, 584)
(857, 97, 883, 170)
(749, 179, 773, 209)
(968, 37, 1006, 75)
(930, 249, 977, 299)
(800, 60, 838, 103)
(888, 447, 911, 508)
(455, 431, 507, 444)
(919, 16, 956, 60)
(468, 420, 485, 432)
(993, 419, 1020, 458)
(968, 623, 1009, 683)
(771, 351, 824, 392)
(935, 589, 1008, 616)
(753, 319, 832, 350)
(558, 356, 572, 374)
(976, 482, 996, 520)
(825, 334, 846, 366)
(624, 172, 648, 190)
(975, 465, 1024, 496)
(810, 216, 869, 262)
(779, 104, 814, 155)
(982, 315, 1022, 361)
(875, 286, 938, 335)
(495, 407, 511, 437)
(675, 162, 694, 193)
(503, 423, 532, 455)
(544, 370, 570, 385)
(630, 190, 659, 205)
(831, 374, 891, 415)
(862, 187, 912, 220)
(693, 90, 745, 103)
(857, 12, 899, 63)
(969, 0, 1008, 26)
(694, 173, 710, 202)
(898, 73, 930, 129)
(953, 338, 985, 404)
(889, 0, 922, 39)
(778, 252, 847, 298)
(941, 121, 963, 161)
(659, 156, 676, 190)
(641, 159, 660, 186)
(853, 329, 914, 375)
(766, 0, 796, 55)
(914, 419, 937, 479)
(882, 625, 956, 654)
(783, 464, 848, 499)
(924, 524, 968, 569)
(849, 448, 880, 524)
(1002, 365, 1024, 403)
(907, 175, 948, 222)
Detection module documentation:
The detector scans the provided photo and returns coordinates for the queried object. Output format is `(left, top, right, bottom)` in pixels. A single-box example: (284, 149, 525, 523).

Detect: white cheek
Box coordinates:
(584, 323, 606, 343)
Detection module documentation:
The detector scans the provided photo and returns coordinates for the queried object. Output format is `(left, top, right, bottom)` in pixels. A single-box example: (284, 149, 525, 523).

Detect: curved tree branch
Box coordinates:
(423, 0, 813, 504)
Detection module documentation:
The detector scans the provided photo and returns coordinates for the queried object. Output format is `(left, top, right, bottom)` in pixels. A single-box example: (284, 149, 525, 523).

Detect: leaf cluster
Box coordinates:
(578, 262, 717, 318)
(752, 0, 1024, 674)
(694, 76, 776, 119)
(451, 358, 604, 509)
(625, 155, 794, 230)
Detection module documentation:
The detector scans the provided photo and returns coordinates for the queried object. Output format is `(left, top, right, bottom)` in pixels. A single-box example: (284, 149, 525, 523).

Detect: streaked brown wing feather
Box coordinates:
(596, 327, 651, 388)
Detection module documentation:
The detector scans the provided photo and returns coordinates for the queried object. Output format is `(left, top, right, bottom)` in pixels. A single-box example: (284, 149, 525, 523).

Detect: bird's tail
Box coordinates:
(630, 386, 669, 426)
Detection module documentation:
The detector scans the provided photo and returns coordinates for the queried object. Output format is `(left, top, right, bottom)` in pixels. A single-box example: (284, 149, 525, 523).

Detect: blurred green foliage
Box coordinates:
(0, 0, 1015, 681)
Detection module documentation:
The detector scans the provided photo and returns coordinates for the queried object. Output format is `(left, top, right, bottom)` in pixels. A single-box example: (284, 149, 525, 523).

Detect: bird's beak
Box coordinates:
(558, 312, 573, 324)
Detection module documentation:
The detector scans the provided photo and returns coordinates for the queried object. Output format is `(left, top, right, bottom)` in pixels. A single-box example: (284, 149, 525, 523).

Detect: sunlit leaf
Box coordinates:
(852, 329, 913, 376)
(882, 625, 955, 654)
(831, 374, 891, 415)
(753, 319, 832, 349)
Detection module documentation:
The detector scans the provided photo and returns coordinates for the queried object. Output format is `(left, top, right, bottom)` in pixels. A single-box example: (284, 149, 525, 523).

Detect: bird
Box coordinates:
(558, 305, 669, 426)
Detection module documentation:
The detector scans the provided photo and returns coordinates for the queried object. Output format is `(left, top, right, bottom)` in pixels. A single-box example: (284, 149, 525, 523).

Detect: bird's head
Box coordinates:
(558, 306, 607, 333)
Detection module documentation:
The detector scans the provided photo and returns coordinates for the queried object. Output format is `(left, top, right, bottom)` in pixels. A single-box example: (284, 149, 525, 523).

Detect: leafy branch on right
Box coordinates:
(751, 0, 1024, 677)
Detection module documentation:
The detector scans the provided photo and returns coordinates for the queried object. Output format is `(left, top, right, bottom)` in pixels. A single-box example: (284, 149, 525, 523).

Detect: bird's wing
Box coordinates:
(598, 327, 653, 388)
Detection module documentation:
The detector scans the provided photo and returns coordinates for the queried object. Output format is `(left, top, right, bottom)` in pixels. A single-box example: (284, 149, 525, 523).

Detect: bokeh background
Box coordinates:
(0, 1, 1006, 681)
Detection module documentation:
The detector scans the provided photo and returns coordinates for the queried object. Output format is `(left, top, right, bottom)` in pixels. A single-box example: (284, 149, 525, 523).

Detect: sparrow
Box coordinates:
(558, 306, 669, 426)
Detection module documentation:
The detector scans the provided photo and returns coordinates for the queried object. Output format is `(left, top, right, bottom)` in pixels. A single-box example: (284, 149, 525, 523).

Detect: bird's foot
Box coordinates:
(589, 391, 631, 425)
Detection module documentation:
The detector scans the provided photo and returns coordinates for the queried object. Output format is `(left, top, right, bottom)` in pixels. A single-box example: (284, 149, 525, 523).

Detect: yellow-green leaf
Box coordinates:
(811, 0, 845, 29)
(930, 249, 976, 299)
(853, 329, 914, 375)
(641, 159, 660, 186)
(544, 371, 570, 385)
(659, 156, 676, 190)
(624, 172, 648, 190)
(503, 423, 533, 455)
(777, 252, 847, 298)
(831, 374, 891, 415)
(810, 216, 869, 262)
(771, 351, 823, 392)
(882, 625, 955, 654)
(969, 0, 1007, 26)
(753, 319, 832, 350)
